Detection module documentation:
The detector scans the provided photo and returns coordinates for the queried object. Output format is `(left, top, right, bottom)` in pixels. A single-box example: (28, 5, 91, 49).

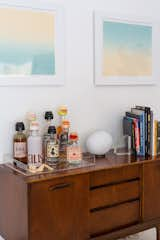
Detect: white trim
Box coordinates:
(94, 11, 155, 86)
(0, 1, 65, 86)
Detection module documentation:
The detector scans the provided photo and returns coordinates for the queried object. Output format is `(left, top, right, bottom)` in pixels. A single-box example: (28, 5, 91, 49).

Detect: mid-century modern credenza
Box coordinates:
(0, 153, 160, 240)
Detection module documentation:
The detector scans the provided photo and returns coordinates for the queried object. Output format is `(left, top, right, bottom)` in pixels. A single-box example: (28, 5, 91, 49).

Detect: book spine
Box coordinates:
(133, 119, 140, 154)
(132, 121, 136, 154)
(139, 119, 143, 155)
(145, 110, 148, 155)
(157, 122, 160, 155)
(142, 113, 145, 156)
(154, 120, 158, 156)
(138, 114, 145, 156)
(147, 109, 151, 155)
(150, 111, 153, 156)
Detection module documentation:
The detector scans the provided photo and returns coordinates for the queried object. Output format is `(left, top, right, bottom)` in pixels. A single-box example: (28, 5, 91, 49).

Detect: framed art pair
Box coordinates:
(0, 1, 155, 86)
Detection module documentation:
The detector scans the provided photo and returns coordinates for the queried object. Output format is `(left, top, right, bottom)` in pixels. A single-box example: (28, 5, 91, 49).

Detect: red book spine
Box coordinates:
(133, 119, 140, 154)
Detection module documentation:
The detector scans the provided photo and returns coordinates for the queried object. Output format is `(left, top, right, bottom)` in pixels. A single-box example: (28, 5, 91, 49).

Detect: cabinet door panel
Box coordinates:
(29, 175, 89, 240)
(143, 161, 160, 221)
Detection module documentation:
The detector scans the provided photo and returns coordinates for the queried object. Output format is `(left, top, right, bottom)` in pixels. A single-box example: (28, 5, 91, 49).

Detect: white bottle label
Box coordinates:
(27, 135, 43, 167)
(14, 142, 27, 158)
(47, 143, 59, 158)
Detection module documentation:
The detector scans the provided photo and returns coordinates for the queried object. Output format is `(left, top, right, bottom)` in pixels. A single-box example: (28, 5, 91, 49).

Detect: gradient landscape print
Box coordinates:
(103, 21, 152, 76)
(0, 8, 55, 75)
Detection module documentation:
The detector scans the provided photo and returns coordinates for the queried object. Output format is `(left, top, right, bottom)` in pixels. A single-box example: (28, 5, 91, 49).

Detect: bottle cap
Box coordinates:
(62, 120, 70, 129)
(26, 112, 36, 122)
(16, 122, 25, 131)
(57, 106, 68, 117)
(30, 121, 39, 131)
(48, 126, 56, 134)
(45, 111, 54, 120)
(69, 132, 78, 141)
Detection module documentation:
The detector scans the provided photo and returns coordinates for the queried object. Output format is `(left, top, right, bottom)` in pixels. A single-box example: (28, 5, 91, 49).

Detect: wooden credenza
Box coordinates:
(1, 153, 160, 240)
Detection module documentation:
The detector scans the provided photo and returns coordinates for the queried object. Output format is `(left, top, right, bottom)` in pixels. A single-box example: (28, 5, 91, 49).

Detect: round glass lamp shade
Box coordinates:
(86, 130, 113, 155)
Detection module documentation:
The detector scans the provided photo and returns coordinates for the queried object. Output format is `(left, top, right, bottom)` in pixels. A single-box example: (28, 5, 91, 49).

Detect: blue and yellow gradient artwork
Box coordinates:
(0, 8, 55, 75)
(103, 21, 152, 76)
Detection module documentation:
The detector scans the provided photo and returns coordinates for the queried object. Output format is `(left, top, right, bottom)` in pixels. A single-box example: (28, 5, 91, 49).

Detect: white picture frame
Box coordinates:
(94, 11, 155, 85)
(0, 0, 65, 86)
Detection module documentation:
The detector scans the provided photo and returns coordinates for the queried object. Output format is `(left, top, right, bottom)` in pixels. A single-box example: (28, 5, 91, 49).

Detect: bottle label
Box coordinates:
(47, 143, 59, 158)
(67, 146, 82, 161)
(60, 133, 68, 145)
(28, 154, 43, 167)
(14, 142, 27, 158)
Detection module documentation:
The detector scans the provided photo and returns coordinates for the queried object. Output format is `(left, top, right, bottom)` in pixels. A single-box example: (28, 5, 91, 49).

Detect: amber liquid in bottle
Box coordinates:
(13, 122, 27, 164)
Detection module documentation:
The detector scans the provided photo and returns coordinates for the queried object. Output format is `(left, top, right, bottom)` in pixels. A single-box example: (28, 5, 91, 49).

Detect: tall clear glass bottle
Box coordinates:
(13, 122, 27, 164)
(27, 121, 43, 169)
(46, 126, 59, 164)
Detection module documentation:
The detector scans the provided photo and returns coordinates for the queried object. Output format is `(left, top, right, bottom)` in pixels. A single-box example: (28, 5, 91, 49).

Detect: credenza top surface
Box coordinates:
(1, 152, 160, 184)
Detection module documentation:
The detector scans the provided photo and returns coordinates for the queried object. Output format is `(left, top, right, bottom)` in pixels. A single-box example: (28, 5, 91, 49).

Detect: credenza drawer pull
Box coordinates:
(49, 183, 72, 191)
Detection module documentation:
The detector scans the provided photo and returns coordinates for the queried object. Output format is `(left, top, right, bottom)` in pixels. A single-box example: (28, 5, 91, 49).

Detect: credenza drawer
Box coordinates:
(90, 165, 140, 188)
(90, 200, 140, 236)
(90, 180, 139, 209)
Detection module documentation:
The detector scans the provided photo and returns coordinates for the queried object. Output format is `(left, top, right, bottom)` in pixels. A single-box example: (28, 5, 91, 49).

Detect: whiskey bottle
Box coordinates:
(13, 122, 27, 164)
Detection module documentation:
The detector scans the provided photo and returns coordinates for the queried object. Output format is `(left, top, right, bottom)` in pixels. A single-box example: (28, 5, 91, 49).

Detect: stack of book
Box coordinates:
(123, 106, 160, 157)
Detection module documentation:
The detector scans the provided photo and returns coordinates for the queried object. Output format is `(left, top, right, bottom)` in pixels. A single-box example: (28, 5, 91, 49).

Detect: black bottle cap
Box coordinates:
(48, 126, 56, 134)
(15, 122, 25, 131)
(45, 111, 54, 120)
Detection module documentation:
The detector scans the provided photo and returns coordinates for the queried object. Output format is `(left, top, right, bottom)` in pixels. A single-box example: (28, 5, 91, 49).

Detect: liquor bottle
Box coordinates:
(67, 132, 82, 165)
(13, 122, 27, 164)
(59, 120, 70, 160)
(57, 106, 68, 139)
(46, 126, 59, 164)
(27, 121, 43, 169)
(43, 111, 54, 161)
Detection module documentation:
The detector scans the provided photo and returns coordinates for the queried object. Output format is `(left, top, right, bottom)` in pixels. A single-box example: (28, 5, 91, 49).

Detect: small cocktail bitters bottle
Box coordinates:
(27, 121, 43, 169)
(67, 132, 82, 165)
(57, 106, 68, 139)
(46, 126, 59, 164)
(13, 122, 27, 164)
(59, 120, 70, 160)
(43, 111, 54, 161)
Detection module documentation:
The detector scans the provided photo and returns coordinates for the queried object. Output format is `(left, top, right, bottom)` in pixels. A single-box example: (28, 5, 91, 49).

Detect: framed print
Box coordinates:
(94, 12, 155, 85)
(0, 0, 64, 86)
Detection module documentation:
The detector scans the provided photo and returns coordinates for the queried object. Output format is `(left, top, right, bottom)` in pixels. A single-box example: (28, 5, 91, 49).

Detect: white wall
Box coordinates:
(0, 0, 160, 160)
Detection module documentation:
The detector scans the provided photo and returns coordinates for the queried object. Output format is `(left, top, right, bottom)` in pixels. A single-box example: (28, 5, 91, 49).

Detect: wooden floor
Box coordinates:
(119, 228, 156, 239)
(0, 229, 156, 240)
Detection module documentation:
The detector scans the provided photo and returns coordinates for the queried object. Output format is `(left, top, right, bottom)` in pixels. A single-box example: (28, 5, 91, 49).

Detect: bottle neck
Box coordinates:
(60, 116, 65, 122)
(16, 130, 23, 134)
(50, 133, 57, 140)
(46, 119, 53, 125)
(30, 130, 39, 136)
(62, 128, 69, 133)
(71, 140, 78, 145)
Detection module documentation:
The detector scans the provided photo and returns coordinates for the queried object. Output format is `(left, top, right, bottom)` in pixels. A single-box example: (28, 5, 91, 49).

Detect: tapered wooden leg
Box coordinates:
(157, 226, 160, 240)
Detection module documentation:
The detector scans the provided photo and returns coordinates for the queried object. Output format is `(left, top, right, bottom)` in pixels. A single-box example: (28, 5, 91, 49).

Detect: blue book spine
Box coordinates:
(139, 112, 145, 156)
